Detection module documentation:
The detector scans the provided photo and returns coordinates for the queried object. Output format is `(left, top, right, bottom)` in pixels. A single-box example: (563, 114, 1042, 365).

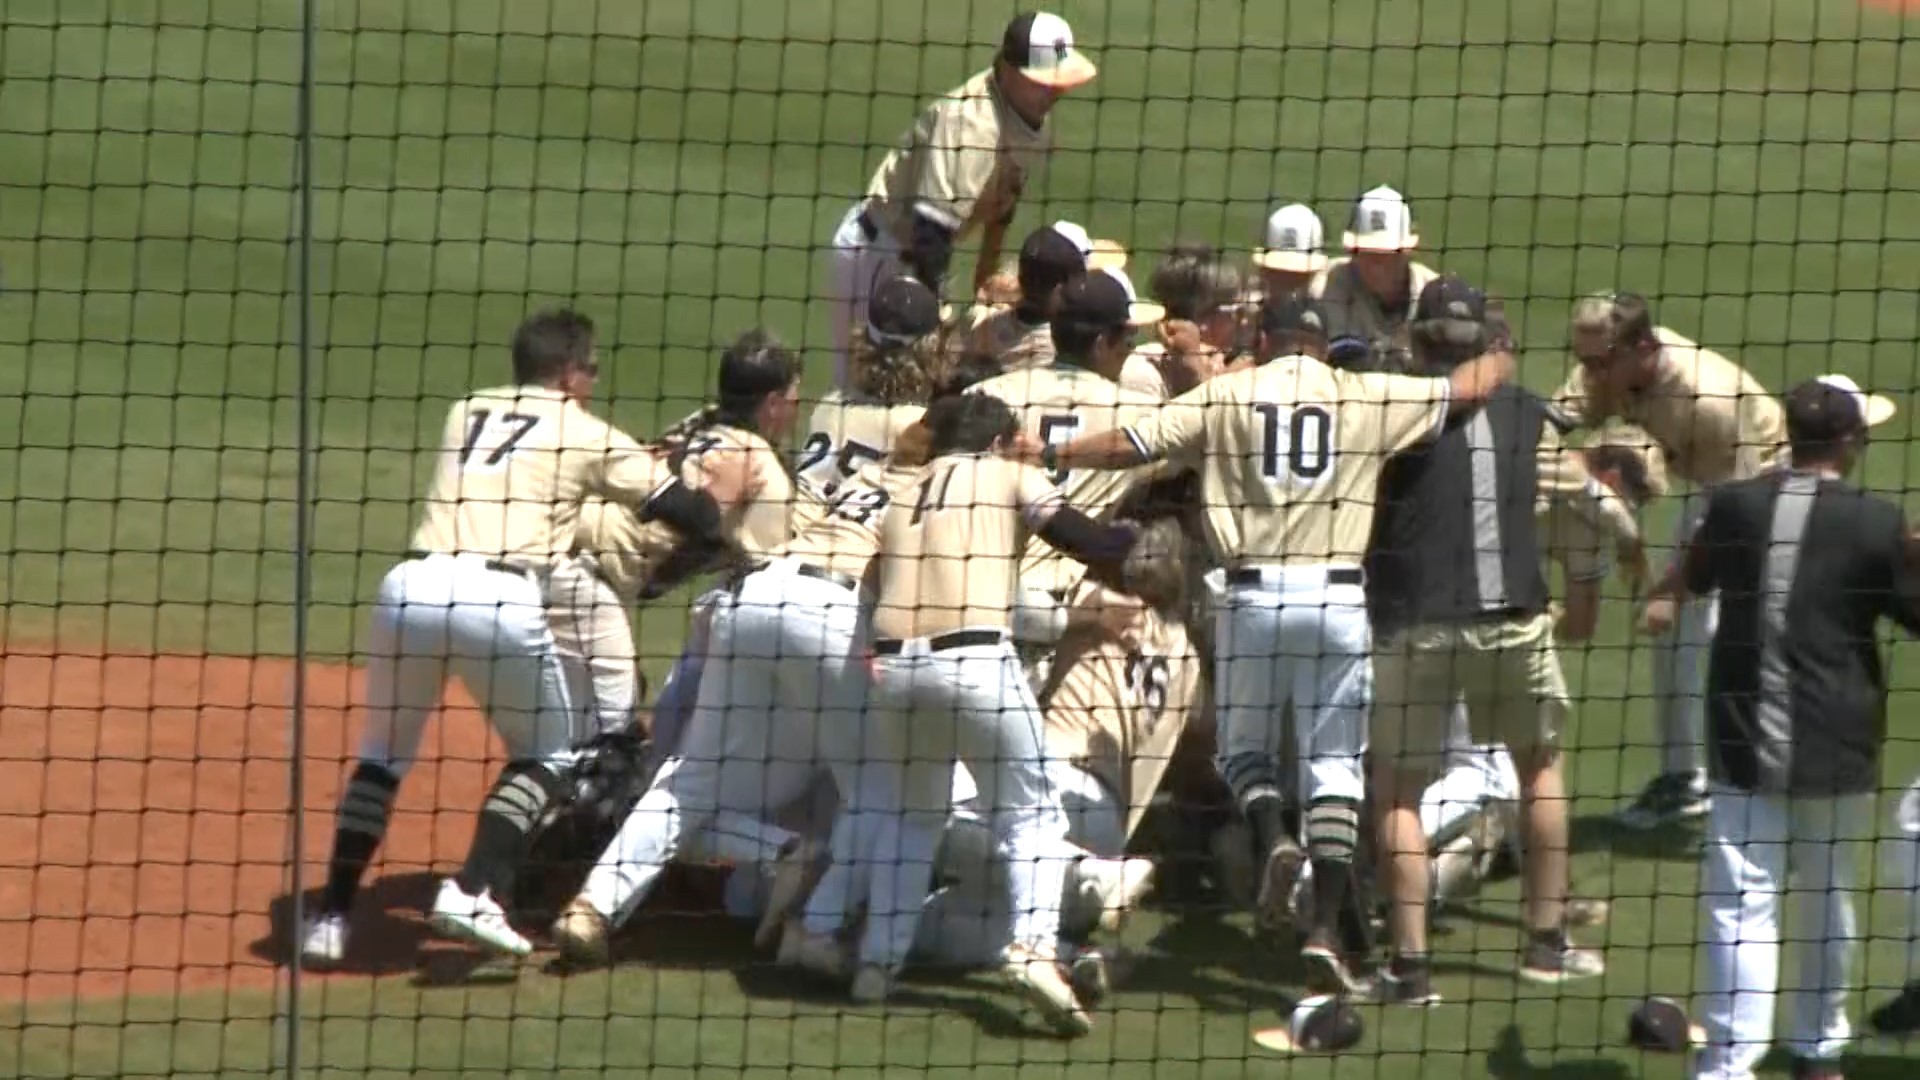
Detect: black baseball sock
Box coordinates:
(320, 762, 401, 914)
(456, 759, 569, 905)
(1306, 797, 1363, 938)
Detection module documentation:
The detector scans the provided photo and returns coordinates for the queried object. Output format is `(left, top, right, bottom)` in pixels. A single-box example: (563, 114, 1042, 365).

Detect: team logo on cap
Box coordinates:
(1279, 229, 1299, 247)
(1053, 38, 1071, 62)
(1368, 209, 1388, 232)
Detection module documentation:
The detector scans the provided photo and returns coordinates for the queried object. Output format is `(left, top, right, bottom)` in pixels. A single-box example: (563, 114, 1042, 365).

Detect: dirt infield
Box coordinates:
(0, 645, 508, 1004)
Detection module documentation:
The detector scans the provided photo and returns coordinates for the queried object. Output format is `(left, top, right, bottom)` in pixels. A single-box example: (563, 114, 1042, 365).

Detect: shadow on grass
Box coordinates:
(1486, 1025, 1633, 1080)
(1568, 813, 1704, 865)
(252, 871, 441, 979)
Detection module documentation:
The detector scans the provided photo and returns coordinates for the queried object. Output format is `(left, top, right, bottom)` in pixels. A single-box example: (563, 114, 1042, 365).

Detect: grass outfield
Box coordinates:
(3, 0, 1920, 1076)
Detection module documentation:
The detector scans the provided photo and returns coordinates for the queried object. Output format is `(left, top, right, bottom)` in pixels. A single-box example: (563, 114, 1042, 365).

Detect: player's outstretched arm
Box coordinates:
(1446, 347, 1517, 409)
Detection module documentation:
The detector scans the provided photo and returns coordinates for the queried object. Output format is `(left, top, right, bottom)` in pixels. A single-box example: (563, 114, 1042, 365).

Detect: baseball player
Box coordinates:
(798, 274, 947, 500)
(1137, 242, 1253, 398)
(1552, 291, 1788, 830)
(608, 334, 808, 760)
(550, 458, 926, 964)
(854, 391, 1142, 1035)
(969, 220, 1125, 371)
(827, 11, 1098, 387)
(1311, 186, 1441, 372)
(298, 309, 751, 966)
(1027, 290, 1517, 994)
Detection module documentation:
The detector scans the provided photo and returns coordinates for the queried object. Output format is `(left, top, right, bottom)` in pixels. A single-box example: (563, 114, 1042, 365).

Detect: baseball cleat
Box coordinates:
(1068, 948, 1112, 1006)
(1075, 856, 1157, 934)
(298, 911, 349, 969)
(1518, 929, 1605, 984)
(775, 919, 852, 981)
(1002, 942, 1093, 1038)
(754, 840, 825, 951)
(1256, 839, 1305, 931)
(550, 898, 611, 967)
(1300, 928, 1368, 997)
(427, 879, 533, 958)
(1615, 771, 1709, 830)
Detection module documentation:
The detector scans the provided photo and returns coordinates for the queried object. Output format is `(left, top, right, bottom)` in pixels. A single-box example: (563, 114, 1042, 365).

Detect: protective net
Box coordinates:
(4, 1, 1920, 1078)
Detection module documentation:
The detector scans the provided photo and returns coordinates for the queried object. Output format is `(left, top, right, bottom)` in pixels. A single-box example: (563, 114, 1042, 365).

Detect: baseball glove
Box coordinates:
(511, 727, 656, 927)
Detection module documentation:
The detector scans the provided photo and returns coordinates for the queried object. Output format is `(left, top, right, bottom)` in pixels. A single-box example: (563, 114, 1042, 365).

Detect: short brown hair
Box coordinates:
(512, 308, 596, 382)
(1569, 291, 1657, 349)
(1149, 242, 1246, 322)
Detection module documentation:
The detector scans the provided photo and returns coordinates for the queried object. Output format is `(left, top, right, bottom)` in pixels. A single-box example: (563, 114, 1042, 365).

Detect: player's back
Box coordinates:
(781, 460, 926, 584)
(1044, 596, 1201, 835)
(795, 390, 926, 498)
(873, 453, 1044, 640)
(969, 363, 1161, 592)
(1175, 354, 1448, 567)
(411, 384, 660, 566)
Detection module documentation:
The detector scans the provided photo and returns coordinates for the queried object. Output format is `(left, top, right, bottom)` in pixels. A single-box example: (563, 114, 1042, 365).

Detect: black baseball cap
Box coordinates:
(1259, 289, 1330, 339)
(1055, 269, 1133, 331)
(1627, 996, 1699, 1053)
(866, 273, 942, 347)
(1414, 273, 1488, 323)
(1019, 224, 1088, 295)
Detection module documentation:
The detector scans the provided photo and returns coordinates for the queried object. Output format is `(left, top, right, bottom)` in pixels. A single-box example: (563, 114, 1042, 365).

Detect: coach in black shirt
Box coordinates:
(1641, 374, 1907, 1080)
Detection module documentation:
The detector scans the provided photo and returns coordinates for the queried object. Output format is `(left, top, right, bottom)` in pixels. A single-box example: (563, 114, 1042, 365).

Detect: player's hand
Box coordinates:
(1157, 318, 1204, 356)
(1639, 596, 1677, 637)
(1098, 592, 1146, 647)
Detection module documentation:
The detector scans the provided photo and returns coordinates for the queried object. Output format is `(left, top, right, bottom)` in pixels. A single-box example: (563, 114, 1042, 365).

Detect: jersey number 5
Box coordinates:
(459, 408, 542, 472)
(1038, 414, 1079, 485)
(1252, 403, 1333, 485)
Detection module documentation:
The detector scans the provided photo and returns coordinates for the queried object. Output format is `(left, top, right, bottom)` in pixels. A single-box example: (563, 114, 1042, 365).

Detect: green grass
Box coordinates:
(3, 0, 1920, 1076)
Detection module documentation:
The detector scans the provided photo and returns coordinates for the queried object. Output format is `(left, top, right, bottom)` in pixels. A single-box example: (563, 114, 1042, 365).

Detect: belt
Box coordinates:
(405, 549, 533, 580)
(1227, 566, 1364, 588)
(730, 560, 860, 596)
(872, 628, 1007, 656)
(856, 208, 880, 242)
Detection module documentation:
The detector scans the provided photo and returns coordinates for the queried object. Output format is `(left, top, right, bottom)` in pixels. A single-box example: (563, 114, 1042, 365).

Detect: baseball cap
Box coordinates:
(1000, 12, 1098, 91)
(1019, 223, 1087, 291)
(1413, 274, 1488, 323)
(1253, 203, 1329, 273)
(1342, 184, 1420, 252)
(1049, 220, 1128, 271)
(1251, 994, 1364, 1054)
(1057, 267, 1166, 330)
(866, 273, 943, 347)
(1814, 373, 1897, 428)
(1259, 289, 1330, 339)
(1627, 996, 1705, 1053)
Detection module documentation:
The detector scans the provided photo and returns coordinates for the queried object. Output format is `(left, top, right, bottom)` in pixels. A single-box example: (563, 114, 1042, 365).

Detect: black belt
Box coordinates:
(856, 208, 880, 242)
(734, 560, 860, 596)
(872, 628, 1006, 656)
(405, 549, 532, 580)
(1227, 566, 1364, 588)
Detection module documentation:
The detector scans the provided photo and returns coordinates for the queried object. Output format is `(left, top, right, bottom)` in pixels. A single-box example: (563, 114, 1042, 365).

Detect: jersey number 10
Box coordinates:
(1252, 404, 1333, 484)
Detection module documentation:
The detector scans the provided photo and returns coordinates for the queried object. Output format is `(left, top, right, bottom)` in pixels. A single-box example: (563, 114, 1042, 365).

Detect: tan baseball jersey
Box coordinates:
(967, 363, 1164, 593)
(1119, 346, 1170, 400)
(1122, 354, 1451, 566)
(1042, 584, 1203, 840)
(780, 461, 927, 583)
(872, 454, 1065, 640)
(970, 308, 1056, 372)
(1550, 325, 1788, 486)
(863, 69, 1051, 243)
(410, 384, 672, 566)
(795, 391, 927, 499)
(578, 421, 793, 601)
(1310, 257, 1441, 358)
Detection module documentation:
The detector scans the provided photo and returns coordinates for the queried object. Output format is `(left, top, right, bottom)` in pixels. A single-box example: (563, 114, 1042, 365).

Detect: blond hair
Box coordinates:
(1570, 292, 1656, 348)
(848, 320, 962, 407)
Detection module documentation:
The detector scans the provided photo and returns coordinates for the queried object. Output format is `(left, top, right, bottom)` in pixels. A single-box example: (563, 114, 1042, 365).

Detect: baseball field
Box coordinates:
(3, 0, 1920, 1076)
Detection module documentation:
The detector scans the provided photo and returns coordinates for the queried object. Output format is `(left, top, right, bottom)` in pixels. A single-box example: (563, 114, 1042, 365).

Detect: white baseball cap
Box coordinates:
(1253, 204, 1328, 273)
(1342, 185, 1420, 252)
(1049, 220, 1128, 271)
(1814, 373, 1897, 428)
(999, 12, 1098, 91)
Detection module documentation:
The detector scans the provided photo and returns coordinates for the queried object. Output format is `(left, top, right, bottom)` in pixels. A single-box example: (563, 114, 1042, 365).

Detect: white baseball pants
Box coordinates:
(1425, 700, 1520, 844)
(578, 562, 871, 923)
(1215, 566, 1370, 806)
(1695, 784, 1870, 1080)
(545, 560, 638, 735)
(848, 634, 1072, 972)
(826, 201, 906, 390)
(353, 554, 580, 776)
(1654, 492, 1717, 778)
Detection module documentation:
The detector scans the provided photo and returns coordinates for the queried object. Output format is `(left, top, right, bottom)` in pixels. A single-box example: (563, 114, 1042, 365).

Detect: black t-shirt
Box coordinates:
(1685, 470, 1920, 795)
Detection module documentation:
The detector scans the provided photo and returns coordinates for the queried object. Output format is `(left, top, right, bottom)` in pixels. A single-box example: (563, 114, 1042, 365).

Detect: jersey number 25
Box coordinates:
(1252, 404, 1333, 485)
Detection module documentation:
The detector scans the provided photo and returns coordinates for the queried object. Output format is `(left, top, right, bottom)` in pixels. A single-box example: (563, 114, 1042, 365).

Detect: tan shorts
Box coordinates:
(1372, 611, 1569, 780)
